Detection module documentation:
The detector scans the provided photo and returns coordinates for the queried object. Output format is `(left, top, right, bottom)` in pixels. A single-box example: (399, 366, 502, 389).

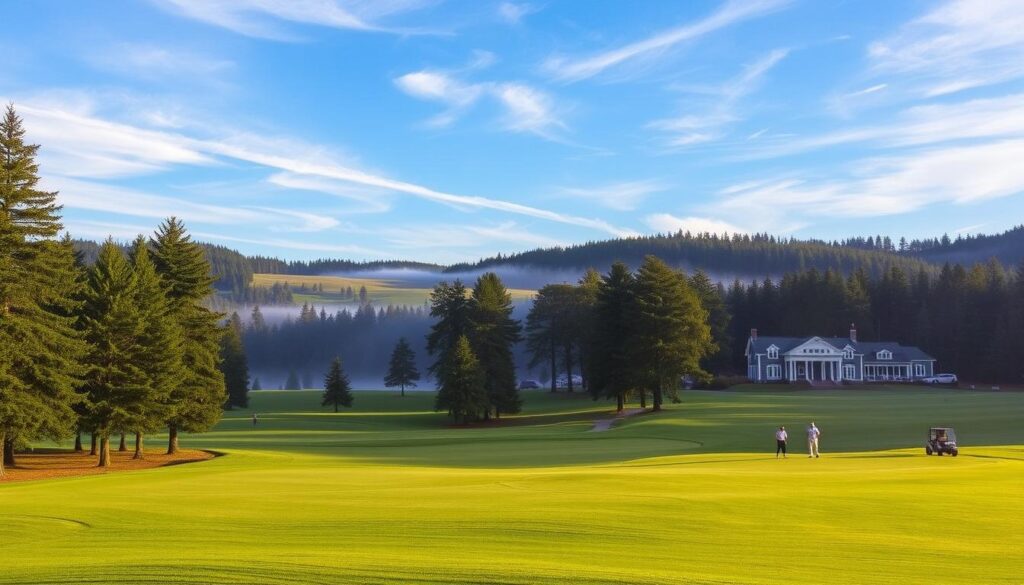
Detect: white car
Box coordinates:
(923, 373, 958, 385)
(555, 374, 584, 388)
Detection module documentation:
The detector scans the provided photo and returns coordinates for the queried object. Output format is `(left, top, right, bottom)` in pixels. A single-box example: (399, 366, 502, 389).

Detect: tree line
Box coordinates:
(0, 106, 228, 475)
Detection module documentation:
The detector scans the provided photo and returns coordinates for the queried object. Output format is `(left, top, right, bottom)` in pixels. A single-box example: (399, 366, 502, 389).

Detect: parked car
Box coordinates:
(555, 374, 584, 388)
(518, 379, 541, 389)
(923, 373, 958, 385)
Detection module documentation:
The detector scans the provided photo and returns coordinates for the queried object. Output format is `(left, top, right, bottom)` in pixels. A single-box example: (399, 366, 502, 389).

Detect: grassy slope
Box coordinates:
(251, 273, 536, 306)
(2, 388, 1022, 584)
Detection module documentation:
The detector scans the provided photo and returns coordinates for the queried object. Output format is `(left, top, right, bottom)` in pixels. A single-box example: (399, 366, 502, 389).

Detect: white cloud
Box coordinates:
(267, 172, 392, 213)
(714, 140, 1024, 228)
(867, 0, 1024, 97)
(646, 213, 745, 235)
(86, 43, 233, 82)
(558, 180, 668, 211)
(649, 49, 788, 147)
(155, 0, 434, 39)
(498, 2, 538, 25)
(543, 0, 790, 82)
(14, 98, 629, 237)
(394, 70, 567, 138)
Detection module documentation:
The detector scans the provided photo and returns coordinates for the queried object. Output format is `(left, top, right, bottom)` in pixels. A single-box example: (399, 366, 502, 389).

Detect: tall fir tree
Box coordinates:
(0, 105, 85, 476)
(220, 312, 250, 409)
(426, 280, 471, 384)
(384, 337, 420, 396)
(589, 262, 637, 411)
(434, 335, 487, 424)
(468, 272, 522, 418)
(632, 256, 712, 410)
(321, 357, 353, 413)
(151, 217, 225, 454)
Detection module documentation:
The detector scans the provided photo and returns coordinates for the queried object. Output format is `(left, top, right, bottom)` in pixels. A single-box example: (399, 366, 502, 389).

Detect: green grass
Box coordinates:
(251, 273, 536, 306)
(2, 387, 1023, 584)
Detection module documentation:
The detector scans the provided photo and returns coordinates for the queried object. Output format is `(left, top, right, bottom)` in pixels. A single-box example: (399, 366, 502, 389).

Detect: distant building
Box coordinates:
(745, 326, 935, 383)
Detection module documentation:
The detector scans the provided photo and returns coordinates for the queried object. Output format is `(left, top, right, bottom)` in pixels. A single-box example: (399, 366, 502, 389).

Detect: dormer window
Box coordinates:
(844, 346, 854, 359)
(767, 345, 779, 359)
(877, 349, 892, 360)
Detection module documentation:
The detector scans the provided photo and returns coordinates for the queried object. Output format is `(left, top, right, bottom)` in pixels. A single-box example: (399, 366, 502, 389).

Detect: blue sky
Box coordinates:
(4, 0, 1024, 263)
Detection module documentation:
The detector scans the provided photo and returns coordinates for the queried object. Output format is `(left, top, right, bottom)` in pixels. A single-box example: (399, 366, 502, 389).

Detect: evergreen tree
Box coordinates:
(689, 270, 731, 374)
(321, 357, 353, 413)
(589, 262, 637, 411)
(252, 377, 262, 391)
(434, 335, 487, 424)
(151, 217, 225, 454)
(0, 105, 86, 476)
(80, 241, 150, 467)
(426, 280, 471, 384)
(468, 272, 522, 418)
(220, 312, 250, 409)
(285, 370, 300, 390)
(384, 337, 420, 396)
(632, 256, 712, 410)
(128, 236, 182, 459)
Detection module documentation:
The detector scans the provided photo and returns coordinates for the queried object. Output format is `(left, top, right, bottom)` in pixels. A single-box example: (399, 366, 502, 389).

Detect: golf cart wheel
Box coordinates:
(925, 446, 933, 455)
(951, 450, 958, 457)
(937, 451, 943, 456)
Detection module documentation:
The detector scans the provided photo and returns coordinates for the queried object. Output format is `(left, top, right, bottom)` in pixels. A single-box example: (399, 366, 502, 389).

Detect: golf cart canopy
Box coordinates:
(929, 427, 956, 441)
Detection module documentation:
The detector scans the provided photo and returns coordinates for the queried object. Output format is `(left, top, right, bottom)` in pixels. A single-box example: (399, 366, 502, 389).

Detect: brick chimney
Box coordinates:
(849, 323, 857, 343)
(750, 328, 758, 341)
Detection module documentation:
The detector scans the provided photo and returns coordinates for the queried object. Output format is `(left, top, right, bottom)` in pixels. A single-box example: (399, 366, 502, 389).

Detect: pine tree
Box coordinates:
(285, 370, 300, 390)
(252, 377, 262, 391)
(468, 272, 522, 418)
(80, 240, 150, 467)
(0, 105, 86, 476)
(434, 336, 487, 424)
(220, 312, 250, 409)
(321, 357, 353, 413)
(426, 280, 471, 384)
(128, 236, 183, 459)
(384, 337, 420, 396)
(590, 262, 637, 411)
(151, 217, 225, 454)
(632, 256, 712, 411)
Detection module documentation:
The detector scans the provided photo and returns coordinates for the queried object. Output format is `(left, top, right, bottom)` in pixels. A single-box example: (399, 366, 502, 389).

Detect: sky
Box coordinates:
(4, 0, 1024, 263)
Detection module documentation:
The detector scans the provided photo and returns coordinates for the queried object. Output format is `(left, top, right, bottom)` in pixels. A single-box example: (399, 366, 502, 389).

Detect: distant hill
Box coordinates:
(904, 225, 1024, 267)
(445, 232, 935, 279)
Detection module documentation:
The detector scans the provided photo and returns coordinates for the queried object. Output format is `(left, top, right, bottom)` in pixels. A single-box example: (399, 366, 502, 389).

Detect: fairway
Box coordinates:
(251, 273, 536, 306)
(3, 388, 1023, 584)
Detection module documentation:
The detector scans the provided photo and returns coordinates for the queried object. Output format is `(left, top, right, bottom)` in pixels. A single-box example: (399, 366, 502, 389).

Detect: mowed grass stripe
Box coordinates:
(2, 388, 1022, 584)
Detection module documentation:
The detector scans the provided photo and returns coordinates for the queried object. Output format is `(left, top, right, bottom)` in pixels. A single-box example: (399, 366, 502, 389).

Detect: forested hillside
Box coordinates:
(905, 225, 1024, 267)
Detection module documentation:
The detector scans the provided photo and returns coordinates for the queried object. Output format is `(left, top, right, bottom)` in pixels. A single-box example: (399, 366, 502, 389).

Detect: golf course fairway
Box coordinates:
(2, 388, 1022, 584)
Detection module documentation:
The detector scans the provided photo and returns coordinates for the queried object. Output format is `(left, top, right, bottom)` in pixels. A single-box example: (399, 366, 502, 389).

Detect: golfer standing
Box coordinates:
(775, 426, 788, 458)
(807, 422, 821, 458)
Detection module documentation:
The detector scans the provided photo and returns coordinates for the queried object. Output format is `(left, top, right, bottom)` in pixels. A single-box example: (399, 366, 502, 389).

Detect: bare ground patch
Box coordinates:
(0, 448, 215, 483)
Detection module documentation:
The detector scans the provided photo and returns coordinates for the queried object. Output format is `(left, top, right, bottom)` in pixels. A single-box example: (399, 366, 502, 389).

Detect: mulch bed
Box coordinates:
(0, 448, 215, 483)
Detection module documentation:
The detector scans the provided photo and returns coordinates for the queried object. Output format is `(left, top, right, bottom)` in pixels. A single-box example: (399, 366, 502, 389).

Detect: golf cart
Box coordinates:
(925, 427, 958, 456)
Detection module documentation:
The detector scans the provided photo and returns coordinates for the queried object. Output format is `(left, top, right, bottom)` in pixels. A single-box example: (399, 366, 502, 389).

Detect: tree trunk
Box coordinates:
(167, 424, 178, 455)
(564, 344, 574, 393)
(74, 431, 83, 452)
(2, 436, 14, 468)
(0, 432, 5, 478)
(97, 436, 110, 468)
(639, 389, 647, 409)
(118, 433, 127, 452)
(90, 432, 98, 455)
(549, 342, 557, 392)
(334, 403, 338, 413)
(133, 432, 144, 460)
(616, 394, 624, 412)
(401, 384, 405, 397)
(652, 383, 663, 412)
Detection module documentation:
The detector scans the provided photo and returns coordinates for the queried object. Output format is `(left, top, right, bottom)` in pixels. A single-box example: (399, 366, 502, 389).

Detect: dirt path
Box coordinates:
(0, 448, 215, 483)
(590, 408, 646, 432)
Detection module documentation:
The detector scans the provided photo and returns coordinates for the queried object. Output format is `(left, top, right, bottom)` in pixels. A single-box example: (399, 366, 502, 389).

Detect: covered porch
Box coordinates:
(784, 357, 843, 382)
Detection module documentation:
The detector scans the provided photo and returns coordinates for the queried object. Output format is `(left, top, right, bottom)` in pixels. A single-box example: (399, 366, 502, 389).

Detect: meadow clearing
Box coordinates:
(250, 273, 536, 306)
(2, 387, 1022, 584)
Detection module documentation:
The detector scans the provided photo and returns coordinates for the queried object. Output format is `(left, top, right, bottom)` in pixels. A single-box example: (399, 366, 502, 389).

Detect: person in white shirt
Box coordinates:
(775, 426, 788, 458)
(807, 422, 821, 458)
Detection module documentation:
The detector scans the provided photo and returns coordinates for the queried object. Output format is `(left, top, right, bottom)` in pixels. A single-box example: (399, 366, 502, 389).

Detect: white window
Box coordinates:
(877, 350, 892, 360)
(844, 346, 854, 359)
(844, 364, 856, 379)
(766, 364, 782, 380)
(767, 345, 778, 359)
(914, 363, 925, 377)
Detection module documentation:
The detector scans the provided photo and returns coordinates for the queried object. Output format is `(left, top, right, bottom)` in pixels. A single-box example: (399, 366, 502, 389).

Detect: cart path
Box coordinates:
(590, 408, 647, 432)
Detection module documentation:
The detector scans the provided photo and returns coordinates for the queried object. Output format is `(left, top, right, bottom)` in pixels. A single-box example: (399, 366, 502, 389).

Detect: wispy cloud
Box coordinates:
(155, 0, 436, 39)
(649, 48, 789, 147)
(557, 179, 668, 211)
(497, 2, 539, 25)
(85, 43, 233, 82)
(543, 0, 790, 83)
(14, 97, 630, 237)
(394, 68, 567, 139)
(866, 0, 1024, 98)
(646, 213, 745, 235)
